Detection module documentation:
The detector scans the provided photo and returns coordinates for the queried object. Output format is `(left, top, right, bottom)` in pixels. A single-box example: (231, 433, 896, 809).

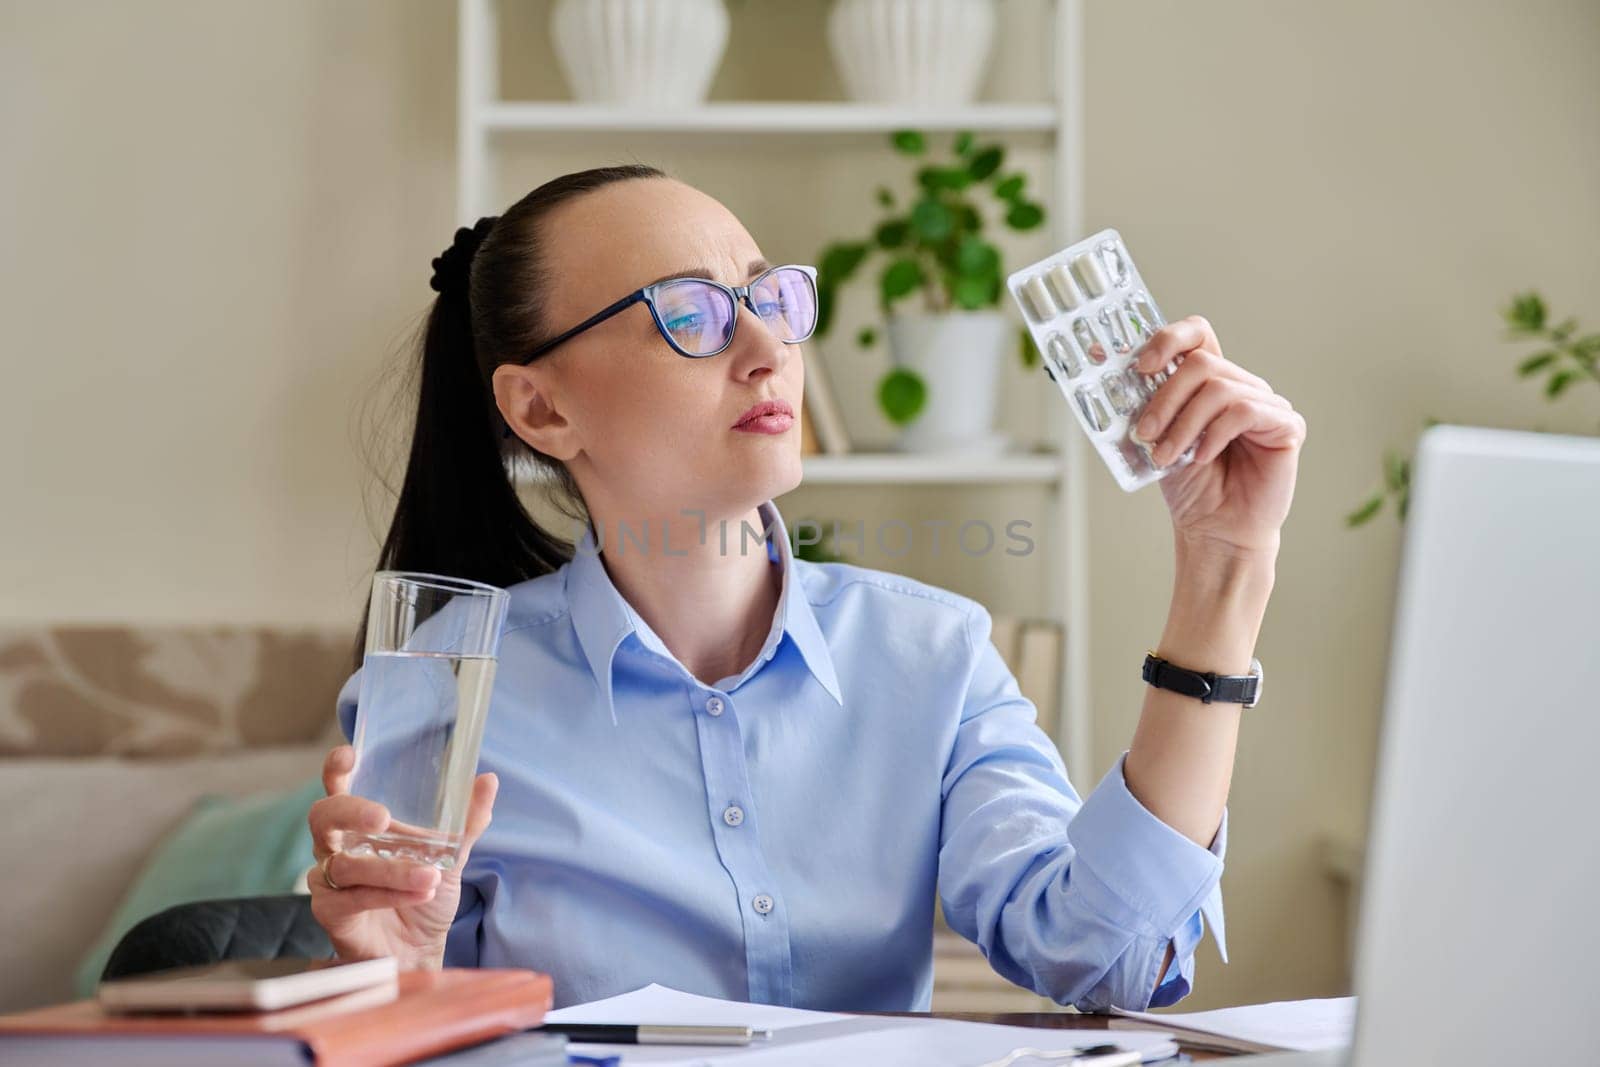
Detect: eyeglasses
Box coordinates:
(517, 263, 819, 363)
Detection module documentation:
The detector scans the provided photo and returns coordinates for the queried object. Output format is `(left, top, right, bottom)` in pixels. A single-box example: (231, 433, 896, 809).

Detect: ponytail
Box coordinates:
(356, 164, 667, 665)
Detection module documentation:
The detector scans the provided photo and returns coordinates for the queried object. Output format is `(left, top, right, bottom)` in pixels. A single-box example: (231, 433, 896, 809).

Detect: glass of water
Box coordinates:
(346, 571, 510, 869)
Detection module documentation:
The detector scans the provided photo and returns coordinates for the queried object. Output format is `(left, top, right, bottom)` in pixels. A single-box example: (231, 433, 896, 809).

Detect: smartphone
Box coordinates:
(96, 956, 398, 1013)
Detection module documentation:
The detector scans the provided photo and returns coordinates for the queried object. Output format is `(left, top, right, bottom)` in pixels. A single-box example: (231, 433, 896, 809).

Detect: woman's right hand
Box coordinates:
(307, 744, 498, 970)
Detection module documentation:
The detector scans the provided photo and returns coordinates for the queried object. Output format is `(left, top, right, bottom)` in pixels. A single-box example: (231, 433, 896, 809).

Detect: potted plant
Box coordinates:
(814, 129, 1047, 453)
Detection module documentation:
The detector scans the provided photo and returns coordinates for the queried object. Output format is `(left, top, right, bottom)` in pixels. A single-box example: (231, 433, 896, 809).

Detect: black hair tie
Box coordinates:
(429, 215, 499, 298)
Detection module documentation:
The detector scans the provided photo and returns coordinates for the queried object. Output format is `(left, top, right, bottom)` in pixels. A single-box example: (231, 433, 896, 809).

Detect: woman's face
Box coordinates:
(494, 178, 805, 530)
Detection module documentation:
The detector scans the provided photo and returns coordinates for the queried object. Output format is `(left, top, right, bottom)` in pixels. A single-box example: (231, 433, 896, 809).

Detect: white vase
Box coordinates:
(826, 0, 996, 106)
(885, 310, 1011, 454)
(550, 0, 730, 106)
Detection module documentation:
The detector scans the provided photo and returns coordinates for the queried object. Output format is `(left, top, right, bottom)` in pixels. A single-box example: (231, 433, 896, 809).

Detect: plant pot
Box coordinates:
(826, 0, 997, 106)
(885, 310, 1011, 454)
(550, 0, 730, 106)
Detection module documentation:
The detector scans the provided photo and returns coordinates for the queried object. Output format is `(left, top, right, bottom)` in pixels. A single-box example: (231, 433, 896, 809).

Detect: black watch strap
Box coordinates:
(1142, 651, 1262, 707)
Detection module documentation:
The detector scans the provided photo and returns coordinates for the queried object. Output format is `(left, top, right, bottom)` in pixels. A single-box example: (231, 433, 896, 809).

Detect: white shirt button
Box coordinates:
(752, 894, 774, 915)
(722, 805, 744, 827)
(705, 696, 724, 716)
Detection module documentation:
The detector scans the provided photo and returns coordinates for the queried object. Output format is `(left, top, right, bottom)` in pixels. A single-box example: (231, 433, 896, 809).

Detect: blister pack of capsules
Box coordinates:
(1006, 228, 1195, 492)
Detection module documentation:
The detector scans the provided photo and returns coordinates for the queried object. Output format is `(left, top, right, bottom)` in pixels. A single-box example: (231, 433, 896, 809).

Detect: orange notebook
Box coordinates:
(0, 968, 553, 1067)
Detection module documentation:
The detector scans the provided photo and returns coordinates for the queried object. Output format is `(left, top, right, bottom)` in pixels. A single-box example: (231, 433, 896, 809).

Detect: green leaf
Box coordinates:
(1546, 368, 1578, 397)
(951, 274, 995, 309)
(875, 219, 910, 249)
(875, 186, 895, 209)
(880, 257, 924, 304)
(994, 174, 1026, 201)
(856, 326, 878, 348)
(790, 516, 848, 563)
(818, 241, 870, 287)
(792, 535, 846, 564)
(815, 281, 838, 338)
(917, 166, 971, 193)
(910, 199, 954, 242)
(1504, 291, 1546, 333)
(1345, 494, 1384, 527)
(968, 145, 1004, 181)
(878, 367, 928, 426)
(953, 130, 975, 156)
(1516, 350, 1558, 377)
(891, 129, 926, 154)
(1005, 200, 1046, 230)
(1397, 488, 1410, 522)
(955, 235, 999, 276)
(1018, 325, 1039, 368)
(1383, 450, 1407, 493)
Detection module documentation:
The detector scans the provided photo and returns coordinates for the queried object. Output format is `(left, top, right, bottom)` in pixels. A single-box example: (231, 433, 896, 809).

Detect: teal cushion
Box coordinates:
(73, 775, 325, 996)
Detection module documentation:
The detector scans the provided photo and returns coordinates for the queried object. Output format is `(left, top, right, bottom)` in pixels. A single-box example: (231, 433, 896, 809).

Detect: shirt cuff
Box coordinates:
(1152, 908, 1203, 1004)
(1066, 751, 1228, 964)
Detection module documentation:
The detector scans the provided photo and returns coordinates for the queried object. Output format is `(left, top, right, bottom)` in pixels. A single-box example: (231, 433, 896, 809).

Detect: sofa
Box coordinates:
(0, 623, 353, 1011)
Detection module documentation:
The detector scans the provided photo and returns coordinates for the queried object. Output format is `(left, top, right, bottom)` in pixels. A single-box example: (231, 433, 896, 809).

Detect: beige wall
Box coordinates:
(1081, 0, 1600, 1007)
(3, 0, 1597, 1008)
(0, 0, 458, 626)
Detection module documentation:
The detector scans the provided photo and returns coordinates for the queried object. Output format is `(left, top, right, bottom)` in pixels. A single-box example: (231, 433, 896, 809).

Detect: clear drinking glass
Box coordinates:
(345, 571, 510, 869)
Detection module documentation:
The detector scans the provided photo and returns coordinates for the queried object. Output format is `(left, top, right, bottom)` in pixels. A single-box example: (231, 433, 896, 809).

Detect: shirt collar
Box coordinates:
(565, 500, 843, 724)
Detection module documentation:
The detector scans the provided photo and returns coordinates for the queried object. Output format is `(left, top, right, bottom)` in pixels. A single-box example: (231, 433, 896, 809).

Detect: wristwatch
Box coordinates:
(1142, 650, 1264, 708)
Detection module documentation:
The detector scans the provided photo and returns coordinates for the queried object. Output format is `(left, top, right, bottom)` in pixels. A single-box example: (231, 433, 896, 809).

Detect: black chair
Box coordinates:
(101, 895, 330, 982)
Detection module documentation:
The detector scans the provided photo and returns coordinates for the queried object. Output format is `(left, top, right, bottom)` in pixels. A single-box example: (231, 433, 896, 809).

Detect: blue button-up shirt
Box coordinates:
(336, 500, 1226, 1012)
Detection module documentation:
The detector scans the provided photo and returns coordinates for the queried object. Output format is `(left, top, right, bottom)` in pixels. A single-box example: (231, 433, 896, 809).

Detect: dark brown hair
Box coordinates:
(357, 163, 668, 664)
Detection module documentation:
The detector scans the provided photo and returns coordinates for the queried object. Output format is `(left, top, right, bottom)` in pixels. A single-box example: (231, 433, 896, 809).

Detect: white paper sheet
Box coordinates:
(1110, 995, 1356, 1054)
(547, 983, 1179, 1066)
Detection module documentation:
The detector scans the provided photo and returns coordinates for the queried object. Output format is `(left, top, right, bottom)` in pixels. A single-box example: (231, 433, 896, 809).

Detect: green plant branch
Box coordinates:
(1347, 291, 1600, 527)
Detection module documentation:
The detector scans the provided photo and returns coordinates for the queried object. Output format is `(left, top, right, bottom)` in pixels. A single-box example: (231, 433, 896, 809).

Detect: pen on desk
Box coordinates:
(536, 1023, 772, 1046)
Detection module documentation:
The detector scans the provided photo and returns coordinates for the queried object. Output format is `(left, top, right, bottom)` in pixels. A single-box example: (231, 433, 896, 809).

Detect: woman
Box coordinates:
(307, 164, 1306, 1013)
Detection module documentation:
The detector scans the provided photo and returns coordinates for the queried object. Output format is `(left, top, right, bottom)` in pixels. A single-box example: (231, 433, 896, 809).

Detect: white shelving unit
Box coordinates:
(456, 0, 1091, 789)
(481, 101, 1057, 135)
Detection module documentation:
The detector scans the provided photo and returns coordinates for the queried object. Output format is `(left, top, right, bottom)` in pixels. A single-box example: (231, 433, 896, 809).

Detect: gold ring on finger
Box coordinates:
(320, 852, 344, 891)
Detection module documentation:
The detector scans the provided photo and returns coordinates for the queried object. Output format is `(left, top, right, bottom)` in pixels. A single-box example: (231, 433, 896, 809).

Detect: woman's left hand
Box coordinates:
(1128, 315, 1307, 559)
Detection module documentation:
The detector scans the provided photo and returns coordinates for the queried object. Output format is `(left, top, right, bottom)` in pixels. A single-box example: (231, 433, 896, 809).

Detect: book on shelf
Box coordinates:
(799, 396, 822, 455)
(987, 615, 1021, 670)
(0, 968, 553, 1067)
(802, 349, 851, 455)
(1015, 619, 1063, 743)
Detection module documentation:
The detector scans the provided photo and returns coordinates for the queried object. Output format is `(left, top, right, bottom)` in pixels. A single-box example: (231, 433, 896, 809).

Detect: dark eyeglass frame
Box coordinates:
(516, 263, 820, 363)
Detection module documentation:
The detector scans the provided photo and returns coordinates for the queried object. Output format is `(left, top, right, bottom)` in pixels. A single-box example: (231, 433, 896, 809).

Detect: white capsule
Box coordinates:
(1071, 251, 1111, 298)
(1045, 264, 1083, 310)
(1020, 275, 1056, 322)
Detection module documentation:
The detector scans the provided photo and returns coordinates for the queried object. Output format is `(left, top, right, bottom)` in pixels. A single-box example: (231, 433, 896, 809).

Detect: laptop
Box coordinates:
(1242, 425, 1600, 1065)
